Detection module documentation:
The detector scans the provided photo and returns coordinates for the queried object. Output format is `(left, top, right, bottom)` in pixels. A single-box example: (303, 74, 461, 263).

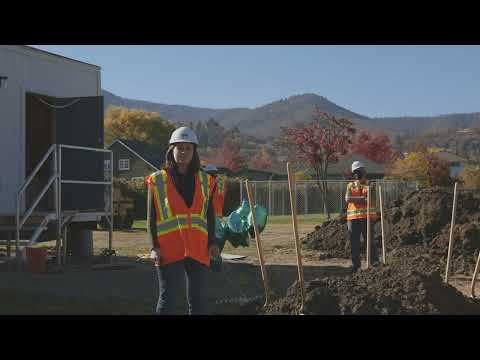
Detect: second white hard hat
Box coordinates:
(203, 164, 218, 173)
(169, 127, 199, 145)
(351, 161, 365, 173)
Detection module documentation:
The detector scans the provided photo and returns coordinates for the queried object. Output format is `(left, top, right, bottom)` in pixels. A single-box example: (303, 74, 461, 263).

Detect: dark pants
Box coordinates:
(348, 218, 379, 270)
(155, 257, 210, 315)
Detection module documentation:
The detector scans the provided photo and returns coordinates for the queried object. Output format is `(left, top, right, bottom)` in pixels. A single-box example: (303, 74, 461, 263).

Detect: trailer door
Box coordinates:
(55, 96, 105, 212)
(25, 93, 56, 212)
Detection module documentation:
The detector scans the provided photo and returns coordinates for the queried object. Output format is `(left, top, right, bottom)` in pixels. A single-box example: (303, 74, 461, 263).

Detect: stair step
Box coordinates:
(0, 240, 30, 246)
(0, 213, 57, 226)
(0, 226, 41, 232)
(0, 218, 45, 225)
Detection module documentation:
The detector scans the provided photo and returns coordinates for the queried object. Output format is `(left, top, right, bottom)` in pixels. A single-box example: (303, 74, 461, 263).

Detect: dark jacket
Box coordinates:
(149, 167, 217, 250)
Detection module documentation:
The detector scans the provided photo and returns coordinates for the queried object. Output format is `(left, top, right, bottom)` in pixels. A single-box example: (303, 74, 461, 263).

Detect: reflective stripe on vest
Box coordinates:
(155, 214, 208, 236)
(199, 170, 210, 218)
(217, 176, 225, 194)
(151, 170, 172, 221)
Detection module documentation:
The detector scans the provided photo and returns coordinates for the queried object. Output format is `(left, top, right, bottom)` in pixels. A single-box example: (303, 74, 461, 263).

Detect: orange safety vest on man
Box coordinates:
(346, 181, 377, 221)
(146, 169, 215, 267)
(212, 175, 226, 217)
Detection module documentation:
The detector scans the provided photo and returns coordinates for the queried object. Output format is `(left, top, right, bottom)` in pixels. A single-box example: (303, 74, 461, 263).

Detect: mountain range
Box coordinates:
(102, 90, 480, 139)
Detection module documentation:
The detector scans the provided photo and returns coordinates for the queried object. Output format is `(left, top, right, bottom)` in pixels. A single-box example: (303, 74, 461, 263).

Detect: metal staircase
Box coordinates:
(0, 144, 114, 272)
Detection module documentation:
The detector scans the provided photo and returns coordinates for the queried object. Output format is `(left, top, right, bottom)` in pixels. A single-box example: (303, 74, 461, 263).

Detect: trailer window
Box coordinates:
(119, 159, 130, 171)
(104, 160, 111, 170)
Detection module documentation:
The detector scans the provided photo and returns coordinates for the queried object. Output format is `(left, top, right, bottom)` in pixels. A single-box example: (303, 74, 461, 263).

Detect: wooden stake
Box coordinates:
(470, 250, 480, 298)
(286, 163, 306, 315)
(445, 182, 458, 284)
(379, 185, 386, 265)
(245, 180, 270, 307)
(366, 184, 371, 269)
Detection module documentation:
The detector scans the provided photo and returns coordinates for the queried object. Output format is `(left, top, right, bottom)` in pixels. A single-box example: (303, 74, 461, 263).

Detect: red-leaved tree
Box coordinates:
(278, 108, 356, 218)
(222, 135, 247, 173)
(350, 131, 393, 164)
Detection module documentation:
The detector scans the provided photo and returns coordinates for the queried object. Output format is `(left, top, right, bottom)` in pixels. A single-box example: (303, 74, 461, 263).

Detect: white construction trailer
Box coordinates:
(0, 45, 113, 270)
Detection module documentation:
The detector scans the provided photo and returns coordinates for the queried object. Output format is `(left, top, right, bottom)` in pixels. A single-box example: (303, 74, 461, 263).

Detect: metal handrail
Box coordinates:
(16, 145, 58, 271)
(59, 144, 112, 153)
(17, 144, 56, 195)
(19, 173, 57, 229)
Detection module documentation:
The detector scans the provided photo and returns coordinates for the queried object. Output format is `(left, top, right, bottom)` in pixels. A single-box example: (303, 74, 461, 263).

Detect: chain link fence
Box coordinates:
(237, 180, 419, 217)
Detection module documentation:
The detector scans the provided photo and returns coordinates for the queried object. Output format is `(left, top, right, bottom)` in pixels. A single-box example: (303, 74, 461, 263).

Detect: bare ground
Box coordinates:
(0, 223, 478, 315)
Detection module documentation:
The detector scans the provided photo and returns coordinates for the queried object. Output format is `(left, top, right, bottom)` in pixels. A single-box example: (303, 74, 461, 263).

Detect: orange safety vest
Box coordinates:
(346, 181, 377, 221)
(212, 175, 226, 217)
(146, 169, 215, 266)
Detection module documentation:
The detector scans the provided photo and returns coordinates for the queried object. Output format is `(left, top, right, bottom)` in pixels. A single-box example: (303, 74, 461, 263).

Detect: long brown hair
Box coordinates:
(164, 144, 201, 173)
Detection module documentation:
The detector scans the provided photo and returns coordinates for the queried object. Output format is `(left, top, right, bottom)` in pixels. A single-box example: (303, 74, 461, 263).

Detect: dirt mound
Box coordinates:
(302, 215, 352, 259)
(263, 249, 480, 315)
(302, 187, 480, 274)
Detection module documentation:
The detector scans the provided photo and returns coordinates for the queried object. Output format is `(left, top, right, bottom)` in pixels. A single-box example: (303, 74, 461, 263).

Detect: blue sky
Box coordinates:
(32, 45, 480, 118)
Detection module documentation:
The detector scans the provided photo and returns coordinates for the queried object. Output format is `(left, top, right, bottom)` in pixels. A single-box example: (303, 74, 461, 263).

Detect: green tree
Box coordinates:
(459, 164, 480, 188)
(206, 118, 224, 147)
(195, 121, 209, 148)
(295, 170, 312, 180)
(249, 145, 279, 171)
(104, 106, 176, 146)
(387, 151, 452, 187)
(388, 152, 429, 182)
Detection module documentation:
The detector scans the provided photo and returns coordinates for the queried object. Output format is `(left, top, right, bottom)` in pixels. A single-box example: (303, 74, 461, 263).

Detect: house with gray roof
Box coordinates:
(106, 139, 167, 180)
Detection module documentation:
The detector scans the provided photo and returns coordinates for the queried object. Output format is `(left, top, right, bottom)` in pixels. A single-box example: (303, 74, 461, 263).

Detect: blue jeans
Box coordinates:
(155, 257, 210, 315)
(347, 218, 379, 269)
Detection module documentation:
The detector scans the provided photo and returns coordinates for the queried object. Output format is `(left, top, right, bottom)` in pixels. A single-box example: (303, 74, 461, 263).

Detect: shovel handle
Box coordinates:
(245, 180, 270, 306)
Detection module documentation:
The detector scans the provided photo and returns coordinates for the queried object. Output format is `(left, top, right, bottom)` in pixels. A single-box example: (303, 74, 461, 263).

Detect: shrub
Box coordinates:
(459, 164, 480, 188)
(387, 151, 453, 187)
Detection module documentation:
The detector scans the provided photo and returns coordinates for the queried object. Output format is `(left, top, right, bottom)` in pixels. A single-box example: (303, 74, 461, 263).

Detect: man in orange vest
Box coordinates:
(345, 161, 379, 273)
(146, 127, 220, 315)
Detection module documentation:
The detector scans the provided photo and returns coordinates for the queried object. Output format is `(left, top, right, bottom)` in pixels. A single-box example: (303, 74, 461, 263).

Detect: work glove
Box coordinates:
(150, 248, 161, 266)
(210, 255, 223, 273)
(209, 244, 220, 258)
(150, 248, 160, 259)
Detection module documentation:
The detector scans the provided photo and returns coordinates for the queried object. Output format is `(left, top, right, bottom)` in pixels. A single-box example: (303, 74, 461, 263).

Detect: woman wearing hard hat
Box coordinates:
(146, 127, 220, 314)
(345, 161, 380, 273)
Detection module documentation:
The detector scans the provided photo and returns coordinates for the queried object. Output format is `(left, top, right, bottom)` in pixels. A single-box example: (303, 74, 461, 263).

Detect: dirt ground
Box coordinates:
(0, 218, 478, 314)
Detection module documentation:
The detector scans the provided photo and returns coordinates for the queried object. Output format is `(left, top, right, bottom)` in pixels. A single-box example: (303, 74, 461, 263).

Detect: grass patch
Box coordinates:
(266, 213, 338, 225)
(133, 213, 337, 229)
(133, 220, 147, 229)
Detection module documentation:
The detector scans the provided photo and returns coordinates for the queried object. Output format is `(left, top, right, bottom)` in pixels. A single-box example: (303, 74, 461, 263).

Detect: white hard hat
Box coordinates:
(351, 161, 365, 173)
(169, 127, 199, 145)
(204, 164, 218, 173)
